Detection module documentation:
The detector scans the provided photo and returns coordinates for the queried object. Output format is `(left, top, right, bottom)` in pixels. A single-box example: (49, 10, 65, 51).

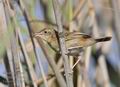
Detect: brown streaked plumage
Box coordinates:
(33, 28, 112, 56)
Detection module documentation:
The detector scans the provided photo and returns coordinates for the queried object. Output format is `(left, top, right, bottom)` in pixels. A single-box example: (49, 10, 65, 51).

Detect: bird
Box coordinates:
(33, 28, 112, 56)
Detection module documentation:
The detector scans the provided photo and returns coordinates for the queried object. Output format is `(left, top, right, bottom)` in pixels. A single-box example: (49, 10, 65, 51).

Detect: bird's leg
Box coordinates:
(72, 56, 82, 69)
(72, 52, 83, 69)
(64, 55, 82, 76)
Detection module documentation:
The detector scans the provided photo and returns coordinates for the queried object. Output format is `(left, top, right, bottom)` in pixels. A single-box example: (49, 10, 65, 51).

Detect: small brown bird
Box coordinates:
(33, 28, 112, 56)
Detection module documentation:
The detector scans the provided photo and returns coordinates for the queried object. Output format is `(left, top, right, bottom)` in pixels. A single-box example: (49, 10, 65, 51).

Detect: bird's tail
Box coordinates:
(95, 37, 112, 42)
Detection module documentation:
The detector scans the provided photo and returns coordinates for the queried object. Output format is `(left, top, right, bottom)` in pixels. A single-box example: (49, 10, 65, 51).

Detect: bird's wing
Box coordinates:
(65, 32, 92, 39)
(65, 32, 91, 36)
(65, 32, 96, 49)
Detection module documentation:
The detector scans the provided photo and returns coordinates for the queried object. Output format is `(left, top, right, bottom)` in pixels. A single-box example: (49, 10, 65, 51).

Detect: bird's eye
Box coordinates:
(44, 31, 47, 33)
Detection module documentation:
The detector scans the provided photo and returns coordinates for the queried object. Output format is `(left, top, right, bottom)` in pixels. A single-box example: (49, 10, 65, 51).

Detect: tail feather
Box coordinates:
(95, 37, 112, 42)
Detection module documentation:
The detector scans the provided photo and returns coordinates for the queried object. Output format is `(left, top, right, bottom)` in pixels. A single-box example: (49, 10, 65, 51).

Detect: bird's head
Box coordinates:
(33, 28, 56, 42)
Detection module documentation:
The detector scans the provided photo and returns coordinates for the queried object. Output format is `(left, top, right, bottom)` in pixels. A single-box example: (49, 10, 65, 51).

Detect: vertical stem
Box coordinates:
(35, 37, 67, 87)
(68, 0, 74, 69)
(1, 1, 15, 86)
(52, 0, 74, 87)
(18, 29, 38, 87)
(18, 0, 67, 87)
(23, 10, 49, 87)
(4, 52, 15, 87)
(98, 55, 110, 87)
(110, 0, 120, 58)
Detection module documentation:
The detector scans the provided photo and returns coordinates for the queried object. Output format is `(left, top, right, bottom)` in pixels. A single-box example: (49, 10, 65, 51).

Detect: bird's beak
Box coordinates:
(33, 32, 43, 37)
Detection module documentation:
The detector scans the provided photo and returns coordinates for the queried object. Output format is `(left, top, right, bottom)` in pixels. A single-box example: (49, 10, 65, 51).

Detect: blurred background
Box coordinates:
(0, 0, 119, 87)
